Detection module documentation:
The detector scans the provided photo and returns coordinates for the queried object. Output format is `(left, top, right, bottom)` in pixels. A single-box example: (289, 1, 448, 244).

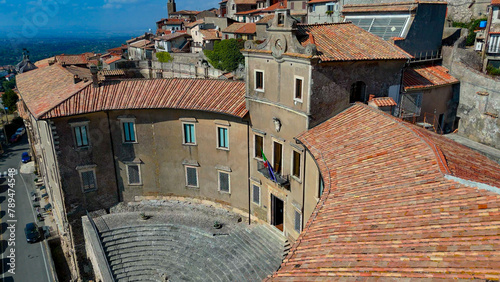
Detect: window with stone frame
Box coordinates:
(79, 169, 97, 192)
(185, 166, 198, 187)
(127, 164, 141, 185)
(252, 184, 260, 205)
(218, 171, 230, 193)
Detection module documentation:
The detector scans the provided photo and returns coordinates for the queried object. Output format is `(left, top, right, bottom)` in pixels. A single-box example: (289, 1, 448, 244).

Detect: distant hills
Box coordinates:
(0, 36, 132, 66)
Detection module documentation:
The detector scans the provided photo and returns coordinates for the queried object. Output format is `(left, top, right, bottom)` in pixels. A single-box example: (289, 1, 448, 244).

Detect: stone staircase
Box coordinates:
(99, 223, 287, 282)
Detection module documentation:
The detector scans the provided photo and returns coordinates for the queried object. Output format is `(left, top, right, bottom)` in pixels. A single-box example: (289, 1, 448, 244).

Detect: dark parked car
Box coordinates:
(21, 152, 31, 163)
(24, 222, 41, 243)
(9, 134, 20, 143)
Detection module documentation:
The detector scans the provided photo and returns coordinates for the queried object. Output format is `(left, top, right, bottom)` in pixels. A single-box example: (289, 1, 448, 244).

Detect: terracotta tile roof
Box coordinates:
(234, 0, 257, 4)
(65, 65, 92, 80)
(161, 19, 186, 25)
(343, 1, 446, 13)
(156, 32, 190, 42)
(235, 8, 262, 15)
(200, 29, 221, 40)
(55, 52, 94, 65)
(403, 65, 459, 91)
(297, 23, 412, 62)
(492, 0, 500, 6)
(104, 56, 123, 65)
(17, 67, 248, 119)
(130, 40, 154, 48)
(185, 19, 204, 28)
(222, 22, 247, 33)
(262, 0, 287, 11)
(256, 14, 274, 24)
(34, 57, 54, 68)
(170, 10, 200, 15)
(233, 23, 256, 34)
(371, 96, 397, 107)
(100, 69, 126, 77)
(271, 103, 500, 281)
(16, 64, 90, 119)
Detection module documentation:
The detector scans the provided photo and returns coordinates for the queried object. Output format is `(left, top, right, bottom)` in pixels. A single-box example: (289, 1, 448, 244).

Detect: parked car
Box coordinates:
(15, 127, 25, 136)
(9, 134, 20, 143)
(21, 152, 31, 163)
(24, 222, 41, 243)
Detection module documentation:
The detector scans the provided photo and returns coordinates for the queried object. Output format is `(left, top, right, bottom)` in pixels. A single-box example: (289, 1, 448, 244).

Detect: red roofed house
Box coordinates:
(16, 63, 251, 277)
(483, 0, 500, 69)
(222, 22, 257, 39)
(401, 64, 460, 133)
(307, 0, 340, 24)
(242, 9, 411, 239)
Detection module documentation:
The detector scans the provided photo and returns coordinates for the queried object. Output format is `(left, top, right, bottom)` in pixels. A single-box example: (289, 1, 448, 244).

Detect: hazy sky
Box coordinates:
(0, 0, 219, 38)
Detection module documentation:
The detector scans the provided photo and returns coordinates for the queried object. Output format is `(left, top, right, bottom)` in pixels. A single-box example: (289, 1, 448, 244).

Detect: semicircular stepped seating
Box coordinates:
(99, 223, 287, 282)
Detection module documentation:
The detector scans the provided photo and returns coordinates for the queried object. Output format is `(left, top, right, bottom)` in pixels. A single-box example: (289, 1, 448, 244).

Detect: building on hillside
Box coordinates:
(483, 0, 500, 69)
(226, 0, 258, 20)
(15, 49, 38, 73)
(128, 35, 156, 61)
(342, 1, 448, 62)
(222, 22, 257, 39)
(242, 9, 410, 237)
(156, 18, 186, 34)
(154, 32, 191, 53)
(169, 10, 200, 21)
(401, 64, 460, 133)
(268, 103, 500, 280)
(55, 52, 97, 68)
(167, 0, 176, 17)
(287, 0, 308, 22)
(219, 0, 228, 17)
(16, 65, 250, 278)
(307, 0, 340, 24)
(256, 14, 275, 40)
(234, 0, 288, 23)
(196, 9, 218, 20)
(102, 56, 126, 70)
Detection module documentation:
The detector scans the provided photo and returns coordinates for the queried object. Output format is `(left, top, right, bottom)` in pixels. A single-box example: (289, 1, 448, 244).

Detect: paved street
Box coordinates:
(0, 134, 55, 282)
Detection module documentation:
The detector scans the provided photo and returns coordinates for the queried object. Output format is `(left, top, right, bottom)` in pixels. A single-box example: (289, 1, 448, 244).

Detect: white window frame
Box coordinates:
(216, 125, 230, 150)
(182, 122, 197, 145)
(77, 166, 97, 193)
(218, 171, 231, 194)
(185, 166, 199, 188)
(254, 69, 264, 92)
(293, 208, 302, 233)
(291, 149, 301, 181)
(254, 133, 264, 160)
(126, 163, 142, 185)
(71, 121, 90, 149)
(119, 117, 137, 144)
(252, 184, 261, 206)
(294, 75, 304, 103)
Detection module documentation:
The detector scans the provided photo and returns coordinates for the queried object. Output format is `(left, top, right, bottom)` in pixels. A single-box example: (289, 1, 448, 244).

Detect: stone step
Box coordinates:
(227, 228, 280, 271)
(103, 232, 205, 247)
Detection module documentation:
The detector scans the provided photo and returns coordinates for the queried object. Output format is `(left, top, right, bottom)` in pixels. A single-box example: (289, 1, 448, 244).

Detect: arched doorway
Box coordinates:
(350, 81, 366, 103)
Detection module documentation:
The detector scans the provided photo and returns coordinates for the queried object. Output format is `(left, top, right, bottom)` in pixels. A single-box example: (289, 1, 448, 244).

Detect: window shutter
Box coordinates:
(128, 165, 140, 184)
(294, 210, 301, 232)
(186, 167, 197, 186)
(253, 185, 260, 204)
(81, 126, 89, 146)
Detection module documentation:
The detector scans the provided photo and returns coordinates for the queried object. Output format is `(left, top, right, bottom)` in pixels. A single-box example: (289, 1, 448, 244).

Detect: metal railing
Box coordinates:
(257, 160, 290, 188)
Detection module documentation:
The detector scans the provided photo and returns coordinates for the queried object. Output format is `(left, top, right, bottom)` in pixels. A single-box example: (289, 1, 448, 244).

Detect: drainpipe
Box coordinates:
(106, 111, 122, 203)
(246, 119, 251, 225)
(300, 141, 306, 230)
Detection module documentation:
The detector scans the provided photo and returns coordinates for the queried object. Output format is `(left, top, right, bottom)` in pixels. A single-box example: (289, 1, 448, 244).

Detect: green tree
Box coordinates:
(156, 51, 174, 63)
(2, 89, 18, 113)
(204, 39, 244, 72)
(452, 18, 487, 46)
(2, 78, 16, 91)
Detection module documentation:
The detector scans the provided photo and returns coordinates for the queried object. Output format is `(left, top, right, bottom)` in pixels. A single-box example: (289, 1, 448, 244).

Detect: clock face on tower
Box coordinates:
(271, 35, 286, 59)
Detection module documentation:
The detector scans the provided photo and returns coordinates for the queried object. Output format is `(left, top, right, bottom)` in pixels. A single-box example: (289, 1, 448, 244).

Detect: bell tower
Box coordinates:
(167, 0, 176, 18)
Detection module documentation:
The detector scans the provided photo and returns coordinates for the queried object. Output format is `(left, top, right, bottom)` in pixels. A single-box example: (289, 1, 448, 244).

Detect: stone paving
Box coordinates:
(94, 200, 287, 282)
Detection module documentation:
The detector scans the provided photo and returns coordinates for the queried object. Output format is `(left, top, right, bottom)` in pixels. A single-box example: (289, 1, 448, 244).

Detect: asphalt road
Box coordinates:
(0, 134, 55, 282)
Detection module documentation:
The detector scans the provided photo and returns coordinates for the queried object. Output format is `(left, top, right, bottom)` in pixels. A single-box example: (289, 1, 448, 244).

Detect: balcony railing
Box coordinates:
(257, 160, 290, 189)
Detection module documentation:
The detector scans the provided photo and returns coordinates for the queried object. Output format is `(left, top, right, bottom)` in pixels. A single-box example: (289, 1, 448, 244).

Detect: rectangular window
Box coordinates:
(185, 166, 198, 187)
(291, 2, 294, 9)
(74, 125, 89, 147)
(294, 210, 302, 232)
(318, 175, 324, 197)
(302, 2, 306, 9)
(219, 171, 230, 193)
(292, 150, 301, 178)
(80, 170, 97, 192)
(488, 34, 500, 54)
(295, 77, 303, 101)
(254, 134, 263, 159)
(217, 127, 229, 149)
(122, 121, 136, 143)
(273, 141, 282, 174)
(252, 184, 260, 205)
(127, 164, 141, 185)
(183, 123, 196, 144)
(255, 70, 264, 90)
(327, 3, 334, 12)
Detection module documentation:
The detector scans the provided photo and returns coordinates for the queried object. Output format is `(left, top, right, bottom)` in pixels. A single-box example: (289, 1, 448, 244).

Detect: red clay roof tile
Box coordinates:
(403, 65, 459, 90)
(17, 65, 247, 119)
(271, 104, 500, 280)
(371, 97, 397, 107)
(297, 23, 412, 61)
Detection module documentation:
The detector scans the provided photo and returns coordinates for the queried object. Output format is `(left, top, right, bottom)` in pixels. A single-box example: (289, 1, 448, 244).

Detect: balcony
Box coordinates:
(257, 160, 290, 189)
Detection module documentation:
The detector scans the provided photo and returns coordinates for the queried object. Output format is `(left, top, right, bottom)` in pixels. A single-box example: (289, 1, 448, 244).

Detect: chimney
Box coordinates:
(90, 65, 99, 87)
(368, 94, 375, 102)
(73, 75, 81, 84)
